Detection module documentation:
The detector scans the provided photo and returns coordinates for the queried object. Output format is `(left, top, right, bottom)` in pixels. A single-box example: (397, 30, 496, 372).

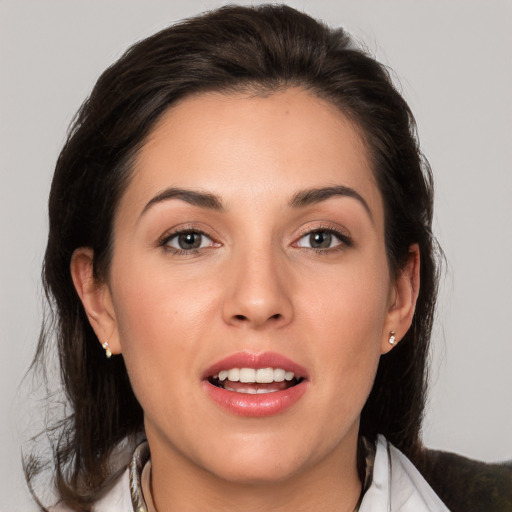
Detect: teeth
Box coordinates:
(274, 369, 285, 382)
(227, 368, 240, 381)
(256, 368, 274, 383)
(223, 385, 276, 394)
(216, 367, 296, 383)
(239, 368, 256, 383)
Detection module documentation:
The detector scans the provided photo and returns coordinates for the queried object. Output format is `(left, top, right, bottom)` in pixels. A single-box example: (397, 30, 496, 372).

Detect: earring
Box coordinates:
(102, 341, 112, 358)
(388, 331, 396, 346)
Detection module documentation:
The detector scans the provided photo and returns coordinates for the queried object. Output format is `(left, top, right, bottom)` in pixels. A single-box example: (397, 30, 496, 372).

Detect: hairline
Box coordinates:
(96, 81, 395, 282)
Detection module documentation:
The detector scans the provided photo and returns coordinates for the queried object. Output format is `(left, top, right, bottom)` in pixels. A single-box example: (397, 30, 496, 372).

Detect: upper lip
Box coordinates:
(202, 351, 309, 380)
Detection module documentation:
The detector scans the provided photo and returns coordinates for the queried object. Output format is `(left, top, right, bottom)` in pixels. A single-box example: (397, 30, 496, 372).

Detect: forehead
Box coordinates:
(120, 88, 382, 217)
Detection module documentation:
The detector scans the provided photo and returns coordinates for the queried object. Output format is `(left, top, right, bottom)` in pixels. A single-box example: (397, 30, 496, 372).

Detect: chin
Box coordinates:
(196, 435, 318, 486)
(207, 458, 305, 486)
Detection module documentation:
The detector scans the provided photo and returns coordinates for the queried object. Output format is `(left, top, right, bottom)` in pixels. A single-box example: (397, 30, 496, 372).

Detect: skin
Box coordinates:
(72, 88, 420, 512)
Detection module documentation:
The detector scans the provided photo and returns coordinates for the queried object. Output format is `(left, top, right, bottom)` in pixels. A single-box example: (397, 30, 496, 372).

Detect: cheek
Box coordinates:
(299, 254, 390, 336)
(107, 268, 219, 429)
(112, 262, 216, 343)
(108, 261, 221, 400)
(297, 257, 390, 390)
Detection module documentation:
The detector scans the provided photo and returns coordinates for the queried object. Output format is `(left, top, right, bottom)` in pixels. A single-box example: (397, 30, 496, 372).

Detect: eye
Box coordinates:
(294, 229, 350, 251)
(163, 230, 218, 252)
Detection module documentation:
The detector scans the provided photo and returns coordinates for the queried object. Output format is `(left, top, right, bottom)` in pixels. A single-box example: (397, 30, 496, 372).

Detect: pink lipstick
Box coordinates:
(202, 352, 309, 417)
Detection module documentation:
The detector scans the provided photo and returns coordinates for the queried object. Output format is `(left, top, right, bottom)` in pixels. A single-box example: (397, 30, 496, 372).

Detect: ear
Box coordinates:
(70, 248, 121, 355)
(381, 244, 420, 354)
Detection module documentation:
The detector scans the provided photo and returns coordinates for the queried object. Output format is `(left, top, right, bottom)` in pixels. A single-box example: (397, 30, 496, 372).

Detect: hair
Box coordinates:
(27, 4, 441, 510)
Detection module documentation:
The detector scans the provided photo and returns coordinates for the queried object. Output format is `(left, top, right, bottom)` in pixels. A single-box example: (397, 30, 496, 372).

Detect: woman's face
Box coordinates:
(82, 88, 415, 485)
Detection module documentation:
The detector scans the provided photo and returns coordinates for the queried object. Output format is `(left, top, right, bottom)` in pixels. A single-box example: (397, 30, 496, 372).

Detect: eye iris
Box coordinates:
(178, 232, 202, 250)
(310, 231, 332, 248)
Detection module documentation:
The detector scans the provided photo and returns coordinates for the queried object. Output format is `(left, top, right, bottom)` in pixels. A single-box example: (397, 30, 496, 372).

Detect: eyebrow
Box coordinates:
(140, 187, 224, 218)
(289, 185, 373, 220)
(139, 184, 372, 220)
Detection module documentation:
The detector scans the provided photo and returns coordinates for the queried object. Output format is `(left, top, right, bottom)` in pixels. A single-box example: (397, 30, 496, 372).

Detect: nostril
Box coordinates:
(232, 313, 281, 322)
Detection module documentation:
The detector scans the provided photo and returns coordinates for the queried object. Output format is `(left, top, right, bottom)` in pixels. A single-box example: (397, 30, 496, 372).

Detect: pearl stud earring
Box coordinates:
(102, 341, 112, 358)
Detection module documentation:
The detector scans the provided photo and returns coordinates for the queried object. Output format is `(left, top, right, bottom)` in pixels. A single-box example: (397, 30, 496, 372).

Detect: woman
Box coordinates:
(25, 4, 508, 512)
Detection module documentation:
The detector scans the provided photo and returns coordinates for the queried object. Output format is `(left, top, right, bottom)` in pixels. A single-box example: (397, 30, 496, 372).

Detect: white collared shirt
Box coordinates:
(52, 435, 450, 512)
(359, 435, 449, 511)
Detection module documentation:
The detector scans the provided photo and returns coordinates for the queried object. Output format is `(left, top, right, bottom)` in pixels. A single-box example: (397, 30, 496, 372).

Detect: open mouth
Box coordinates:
(208, 367, 305, 394)
(203, 355, 309, 416)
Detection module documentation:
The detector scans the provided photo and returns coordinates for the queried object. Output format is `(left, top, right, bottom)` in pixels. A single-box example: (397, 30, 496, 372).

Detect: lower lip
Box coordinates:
(203, 380, 308, 417)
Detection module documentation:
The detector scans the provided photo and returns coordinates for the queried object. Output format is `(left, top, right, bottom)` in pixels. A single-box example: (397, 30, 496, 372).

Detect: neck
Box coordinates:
(146, 429, 362, 512)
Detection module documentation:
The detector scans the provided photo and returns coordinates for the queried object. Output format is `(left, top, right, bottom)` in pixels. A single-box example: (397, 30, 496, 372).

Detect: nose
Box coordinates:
(221, 246, 294, 329)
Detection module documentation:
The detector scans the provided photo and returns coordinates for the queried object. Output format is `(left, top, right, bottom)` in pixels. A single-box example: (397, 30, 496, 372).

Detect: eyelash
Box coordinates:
(159, 228, 219, 255)
(159, 225, 352, 256)
(293, 225, 353, 253)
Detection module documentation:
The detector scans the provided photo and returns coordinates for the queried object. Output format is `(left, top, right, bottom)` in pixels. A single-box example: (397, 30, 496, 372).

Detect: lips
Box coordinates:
(202, 352, 309, 417)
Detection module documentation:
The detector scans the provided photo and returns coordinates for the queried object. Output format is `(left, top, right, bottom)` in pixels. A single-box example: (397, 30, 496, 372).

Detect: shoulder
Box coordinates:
(418, 447, 512, 512)
(49, 440, 149, 512)
(49, 469, 133, 512)
(91, 469, 133, 512)
(360, 435, 450, 511)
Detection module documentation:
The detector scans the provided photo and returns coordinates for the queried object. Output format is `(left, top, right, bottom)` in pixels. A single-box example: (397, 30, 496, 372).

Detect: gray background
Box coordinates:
(1, 0, 511, 510)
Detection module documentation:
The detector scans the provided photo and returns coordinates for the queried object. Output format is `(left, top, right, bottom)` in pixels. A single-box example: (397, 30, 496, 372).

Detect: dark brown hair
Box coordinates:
(28, 4, 440, 510)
